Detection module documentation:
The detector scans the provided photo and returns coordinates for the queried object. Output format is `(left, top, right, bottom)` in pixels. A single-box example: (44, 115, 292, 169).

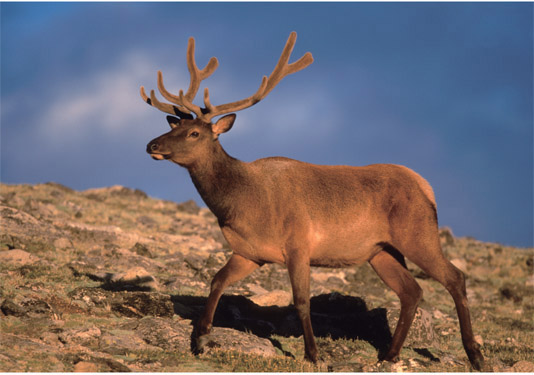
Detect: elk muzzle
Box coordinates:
(146, 140, 167, 160)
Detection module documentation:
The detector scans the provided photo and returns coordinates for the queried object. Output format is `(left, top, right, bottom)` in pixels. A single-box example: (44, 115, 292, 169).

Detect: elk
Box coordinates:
(140, 32, 484, 370)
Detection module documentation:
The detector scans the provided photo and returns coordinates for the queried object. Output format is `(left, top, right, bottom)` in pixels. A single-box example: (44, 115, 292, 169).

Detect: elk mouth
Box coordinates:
(146, 142, 171, 160)
(149, 152, 171, 160)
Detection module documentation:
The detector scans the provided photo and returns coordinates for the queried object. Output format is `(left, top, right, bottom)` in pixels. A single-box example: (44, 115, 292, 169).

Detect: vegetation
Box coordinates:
(0, 182, 532, 372)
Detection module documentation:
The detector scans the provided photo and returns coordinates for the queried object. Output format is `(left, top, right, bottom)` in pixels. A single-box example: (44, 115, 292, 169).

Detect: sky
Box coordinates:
(1, 2, 532, 248)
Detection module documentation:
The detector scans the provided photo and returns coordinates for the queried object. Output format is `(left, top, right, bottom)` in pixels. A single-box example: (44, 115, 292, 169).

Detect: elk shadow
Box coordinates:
(171, 292, 392, 359)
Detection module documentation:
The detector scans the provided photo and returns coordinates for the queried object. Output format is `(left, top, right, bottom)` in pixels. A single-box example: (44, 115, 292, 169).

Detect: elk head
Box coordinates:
(141, 32, 313, 167)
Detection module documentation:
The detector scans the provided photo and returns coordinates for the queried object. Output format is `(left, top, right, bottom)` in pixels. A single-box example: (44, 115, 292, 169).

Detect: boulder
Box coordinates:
(250, 290, 292, 307)
(0, 249, 39, 265)
(107, 267, 159, 291)
(197, 326, 277, 357)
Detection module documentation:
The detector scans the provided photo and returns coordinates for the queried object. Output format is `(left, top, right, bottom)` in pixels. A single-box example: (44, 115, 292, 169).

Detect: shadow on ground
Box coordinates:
(172, 293, 392, 358)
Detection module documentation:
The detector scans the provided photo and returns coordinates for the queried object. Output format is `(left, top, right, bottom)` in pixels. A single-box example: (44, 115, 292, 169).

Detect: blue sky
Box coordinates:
(1, 2, 532, 247)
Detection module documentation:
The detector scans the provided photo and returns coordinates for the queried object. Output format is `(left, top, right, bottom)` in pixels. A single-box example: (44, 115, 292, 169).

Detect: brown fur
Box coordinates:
(141, 33, 484, 370)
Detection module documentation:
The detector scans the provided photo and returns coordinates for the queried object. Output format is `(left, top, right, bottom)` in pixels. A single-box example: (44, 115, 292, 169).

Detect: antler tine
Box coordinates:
(262, 31, 314, 98)
(156, 71, 190, 114)
(141, 37, 218, 119)
(178, 89, 204, 118)
(200, 31, 313, 123)
(202, 76, 268, 121)
(139, 85, 181, 116)
(141, 32, 312, 123)
(185, 37, 219, 102)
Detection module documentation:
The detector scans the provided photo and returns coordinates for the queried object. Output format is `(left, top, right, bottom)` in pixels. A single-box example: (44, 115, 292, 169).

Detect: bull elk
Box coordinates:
(140, 32, 484, 370)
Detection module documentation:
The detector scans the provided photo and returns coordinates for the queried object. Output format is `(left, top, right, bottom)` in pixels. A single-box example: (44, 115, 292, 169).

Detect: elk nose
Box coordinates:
(147, 141, 159, 153)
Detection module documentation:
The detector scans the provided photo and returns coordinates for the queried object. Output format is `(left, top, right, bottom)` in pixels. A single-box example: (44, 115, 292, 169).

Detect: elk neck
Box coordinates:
(187, 140, 249, 220)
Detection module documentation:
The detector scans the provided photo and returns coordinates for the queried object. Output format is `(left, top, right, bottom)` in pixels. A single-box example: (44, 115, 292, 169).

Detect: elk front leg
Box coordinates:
(287, 253, 318, 363)
(197, 253, 260, 337)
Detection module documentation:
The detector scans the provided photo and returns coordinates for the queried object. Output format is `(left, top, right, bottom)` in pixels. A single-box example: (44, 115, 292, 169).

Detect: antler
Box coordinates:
(141, 32, 313, 123)
(140, 37, 219, 118)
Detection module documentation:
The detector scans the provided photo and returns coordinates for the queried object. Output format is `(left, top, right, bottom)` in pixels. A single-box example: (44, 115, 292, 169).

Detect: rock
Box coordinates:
(311, 270, 347, 285)
(130, 316, 192, 351)
(83, 185, 147, 201)
(499, 283, 529, 303)
(184, 253, 207, 272)
(0, 206, 59, 253)
(111, 292, 174, 318)
(0, 249, 39, 265)
(43, 181, 75, 194)
(0, 332, 66, 371)
(250, 290, 292, 307)
(19, 297, 54, 317)
(450, 258, 468, 273)
(130, 242, 153, 258)
(176, 200, 201, 215)
(0, 297, 54, 318)
(74, 361, 98, 372)
(246, 284, 269, 296)
(198, 326, 277, 357)
(68, 288, 174, 318)
(512, 360, 534, 372)
(98, 329, 158, 355)
(1, 299, 27, 317)
(53, 237, 72, 250)
(327, 362, 364, 372)
(107, 267, 159, 291)
(40, 332, 63, 347)
(439, 227, 455, 246)
(136, 216, 157, 229)
(387, 306, 439, 348)
(67, 353, 131, 372)
(63, 222, 120, 245)
(3, 191, 25, 207)
(58, 326, 102, 346)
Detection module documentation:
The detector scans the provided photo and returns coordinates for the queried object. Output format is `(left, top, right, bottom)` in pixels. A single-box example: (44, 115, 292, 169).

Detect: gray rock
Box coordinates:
(68, 288, 174, 318)
(58, 326, 102, 347)
(130, 316, 192, 351)
(386, 306, 439, 348)
(197, 327, 277, 357)
(176, 200, 201, 215)
(98, 329, 160, 355)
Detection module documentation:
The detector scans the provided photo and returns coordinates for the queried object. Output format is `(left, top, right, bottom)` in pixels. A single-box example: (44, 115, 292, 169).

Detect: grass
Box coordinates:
(208, 350, 318, 372)
(1, 182, 533, 372)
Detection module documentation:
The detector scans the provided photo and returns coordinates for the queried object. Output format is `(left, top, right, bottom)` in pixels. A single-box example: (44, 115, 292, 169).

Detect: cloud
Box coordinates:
(37, 50, 187, 143)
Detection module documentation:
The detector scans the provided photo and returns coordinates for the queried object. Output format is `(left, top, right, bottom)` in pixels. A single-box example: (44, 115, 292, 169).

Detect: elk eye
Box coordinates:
(189, 131, 200, 138)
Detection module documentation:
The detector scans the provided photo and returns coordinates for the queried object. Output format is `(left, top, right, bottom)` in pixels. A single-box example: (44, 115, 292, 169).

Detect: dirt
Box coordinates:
(0, 182, 532, 372)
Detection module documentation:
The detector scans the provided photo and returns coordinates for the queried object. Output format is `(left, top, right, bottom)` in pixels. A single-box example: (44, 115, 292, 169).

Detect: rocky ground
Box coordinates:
(0, 182, 533, 372)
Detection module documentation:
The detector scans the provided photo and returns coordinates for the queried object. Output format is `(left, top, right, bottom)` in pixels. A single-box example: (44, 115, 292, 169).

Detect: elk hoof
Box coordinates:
(304, 350, 319, 364)
(194, 334, 220, 354)
(378, 352, 400, 363)
(468, 351, 485, 371)
(195, 334, 209, 352)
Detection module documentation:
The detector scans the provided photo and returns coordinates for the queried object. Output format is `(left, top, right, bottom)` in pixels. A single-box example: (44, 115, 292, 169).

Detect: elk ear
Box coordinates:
(166, 116, 181, 129)
(212, 114, 236, 135)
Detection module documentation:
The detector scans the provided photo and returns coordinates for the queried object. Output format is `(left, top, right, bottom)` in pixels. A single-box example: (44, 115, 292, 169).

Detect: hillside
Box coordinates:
(0, 182, 532, 372)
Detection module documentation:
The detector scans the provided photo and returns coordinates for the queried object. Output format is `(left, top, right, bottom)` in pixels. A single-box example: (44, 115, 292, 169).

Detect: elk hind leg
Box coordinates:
(408, 252, 484, 370)
(369, 246, 423, 362)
